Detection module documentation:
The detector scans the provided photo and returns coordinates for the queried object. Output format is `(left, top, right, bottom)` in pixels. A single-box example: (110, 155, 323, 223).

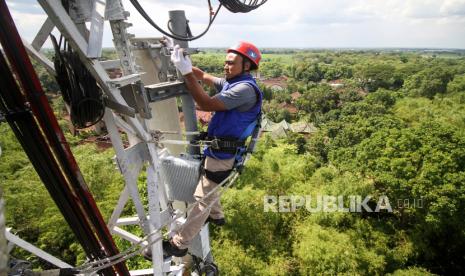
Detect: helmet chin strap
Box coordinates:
(241, 58, 250, 74)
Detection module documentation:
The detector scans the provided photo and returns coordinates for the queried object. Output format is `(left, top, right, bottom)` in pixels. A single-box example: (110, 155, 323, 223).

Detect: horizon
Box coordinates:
(50, 46, 465, 51)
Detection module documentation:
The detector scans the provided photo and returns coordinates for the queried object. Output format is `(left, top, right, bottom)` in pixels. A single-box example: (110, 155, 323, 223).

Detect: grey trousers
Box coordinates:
(172, 156, 235, 249)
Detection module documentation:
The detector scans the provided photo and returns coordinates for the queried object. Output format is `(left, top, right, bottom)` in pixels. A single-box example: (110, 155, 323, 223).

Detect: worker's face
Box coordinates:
(224, 52, 245, 80)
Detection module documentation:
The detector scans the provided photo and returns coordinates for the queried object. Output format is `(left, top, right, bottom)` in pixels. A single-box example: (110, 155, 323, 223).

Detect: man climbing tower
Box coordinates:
(164, 41, 263, 257)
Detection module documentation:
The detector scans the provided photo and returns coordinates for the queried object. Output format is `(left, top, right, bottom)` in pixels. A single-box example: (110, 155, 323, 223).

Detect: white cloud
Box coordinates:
(4, 0, 465, 49)
(6, 1, 48, 41)
(440, 0, 465, 16)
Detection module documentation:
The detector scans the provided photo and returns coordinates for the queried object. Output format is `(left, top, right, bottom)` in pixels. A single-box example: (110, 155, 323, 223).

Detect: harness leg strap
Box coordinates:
(204, 169, 233, 184)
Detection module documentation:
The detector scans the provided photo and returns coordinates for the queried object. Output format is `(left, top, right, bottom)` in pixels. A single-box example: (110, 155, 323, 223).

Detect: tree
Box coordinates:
(190, 53, 224, 75)
(366, 88, 399, 108)
(447, 74, 465, 94)
(354, 63, 398, 92)
(284, 132, 307, 154)
(320, 63, 353, 80)
(263, 100, 292, 122)
(260, 61, 283, 78)
(257, 82, 273, 101)
(403, 67, 454, 98)
(289, 62, 324, 83)
(295, 85, 339, 115)
(352, 121, 465, 274)
(3, 49, 464, 275)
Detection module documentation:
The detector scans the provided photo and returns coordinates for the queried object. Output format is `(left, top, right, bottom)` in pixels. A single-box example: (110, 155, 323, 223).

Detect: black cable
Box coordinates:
(51, 35, 105, 129)
(129, 0, 222, 41)
(130, 0, 267, 41)
(219, 0, 267, 13)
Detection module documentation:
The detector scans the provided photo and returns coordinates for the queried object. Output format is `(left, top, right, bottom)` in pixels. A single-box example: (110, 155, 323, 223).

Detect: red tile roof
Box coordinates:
(261, 76, 288, 89)
(291, 92, 302, 101)
(179, 110, 213, 126)
(196, 110, 213, 125)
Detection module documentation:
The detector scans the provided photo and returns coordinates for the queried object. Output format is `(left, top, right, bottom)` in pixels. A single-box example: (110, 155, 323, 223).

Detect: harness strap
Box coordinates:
(204, 169, 233, 184)
(208, 137, 246, 152)
(191, 133, 246, 153)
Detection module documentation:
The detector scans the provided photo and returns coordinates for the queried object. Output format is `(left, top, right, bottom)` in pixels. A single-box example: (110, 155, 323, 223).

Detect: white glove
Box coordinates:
(171, 45, 193, 76)
(163, 36, 174, 48)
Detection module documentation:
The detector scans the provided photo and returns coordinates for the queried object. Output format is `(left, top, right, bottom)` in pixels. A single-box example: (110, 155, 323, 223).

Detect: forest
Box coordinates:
(1, 48, 465, 275)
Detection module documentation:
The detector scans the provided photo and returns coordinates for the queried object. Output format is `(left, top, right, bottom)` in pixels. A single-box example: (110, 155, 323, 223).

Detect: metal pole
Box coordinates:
(169, 10, 199, 156)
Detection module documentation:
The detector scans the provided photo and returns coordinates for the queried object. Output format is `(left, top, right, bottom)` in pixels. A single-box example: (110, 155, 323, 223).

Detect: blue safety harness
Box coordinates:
(199, 74, 263, 182)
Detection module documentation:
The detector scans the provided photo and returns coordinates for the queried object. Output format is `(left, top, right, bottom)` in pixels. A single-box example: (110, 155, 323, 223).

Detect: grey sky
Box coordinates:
(5, 0, 465, 49)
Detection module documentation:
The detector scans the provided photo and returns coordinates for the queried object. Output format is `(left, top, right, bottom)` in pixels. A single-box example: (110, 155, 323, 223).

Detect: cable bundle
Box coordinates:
(51, 35, 104, 129)
(219, 0, 268, 13)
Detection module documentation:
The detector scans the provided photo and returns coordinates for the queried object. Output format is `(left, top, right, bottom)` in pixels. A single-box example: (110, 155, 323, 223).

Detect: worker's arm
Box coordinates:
(171, 45, 226, 111)
(183, 72, 226, 112)
(192, 67, 217, 89)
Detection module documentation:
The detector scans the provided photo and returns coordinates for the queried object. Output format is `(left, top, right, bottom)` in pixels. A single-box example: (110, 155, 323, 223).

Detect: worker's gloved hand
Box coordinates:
(163, 36, 174, 48)
(171, 45, 192, 76)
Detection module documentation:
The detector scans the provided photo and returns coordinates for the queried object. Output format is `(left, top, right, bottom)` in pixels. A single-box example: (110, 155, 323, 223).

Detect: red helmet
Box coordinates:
(227, 41, 261, 70)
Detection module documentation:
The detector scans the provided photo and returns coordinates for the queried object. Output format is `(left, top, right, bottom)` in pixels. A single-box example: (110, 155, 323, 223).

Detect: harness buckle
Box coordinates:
(210, 138, 220, 150)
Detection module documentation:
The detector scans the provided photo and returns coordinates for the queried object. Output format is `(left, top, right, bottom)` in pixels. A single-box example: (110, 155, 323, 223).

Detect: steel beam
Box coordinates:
(22, 38, 56, 76)
(145, 81, 188, 102)
(31, 17, 55, 51)
(111, 227, 147, 246)
(38, 0, 149, 141)
(87, 0, 106, 58)
(108, 186, 130, 230)
(104, 110, 151, 234)
(101, 59, 122, 69)
(108, 73, 143, 88)
(5, 229, 73, 269)
(147, 165, 163, 276)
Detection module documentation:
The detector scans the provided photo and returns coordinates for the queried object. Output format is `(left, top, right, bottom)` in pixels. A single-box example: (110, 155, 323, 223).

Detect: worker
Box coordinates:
(163, 41, 263, 257)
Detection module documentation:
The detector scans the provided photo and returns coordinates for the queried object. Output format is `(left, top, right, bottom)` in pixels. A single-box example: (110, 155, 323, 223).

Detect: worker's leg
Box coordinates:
(171, 175, 214, 249)
(171, 157, 234, 249)
(203, 157, 234, 219)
